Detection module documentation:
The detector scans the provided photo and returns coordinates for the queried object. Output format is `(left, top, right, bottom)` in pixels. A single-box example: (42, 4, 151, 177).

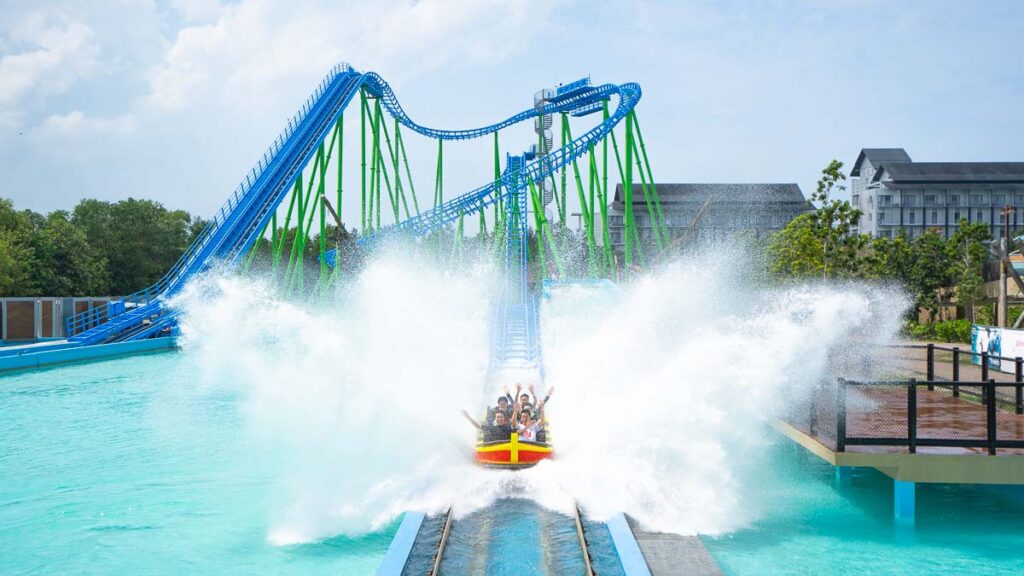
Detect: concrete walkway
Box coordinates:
(882, 341, 1022, 383)
(626, 517, 722, 576)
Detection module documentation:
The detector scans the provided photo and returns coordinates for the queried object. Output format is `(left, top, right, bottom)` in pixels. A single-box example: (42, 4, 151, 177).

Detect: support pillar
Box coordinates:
(835, 465, 854, 483)
(33, 299, 41, 340)
(894, 480, 915, 522)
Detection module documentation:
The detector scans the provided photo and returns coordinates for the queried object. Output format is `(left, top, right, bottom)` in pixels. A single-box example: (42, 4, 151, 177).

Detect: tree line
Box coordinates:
(768, 160, 993, 322)
(0, 198, 206, 297)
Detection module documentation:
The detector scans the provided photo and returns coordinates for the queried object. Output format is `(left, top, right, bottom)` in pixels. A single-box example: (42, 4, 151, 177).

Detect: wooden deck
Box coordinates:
(844, 387, 1024, 456)
(779, 381, 1024, 484)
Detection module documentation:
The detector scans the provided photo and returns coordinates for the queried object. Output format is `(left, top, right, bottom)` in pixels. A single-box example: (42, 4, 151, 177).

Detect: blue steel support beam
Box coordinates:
(66, 64, 642, 346)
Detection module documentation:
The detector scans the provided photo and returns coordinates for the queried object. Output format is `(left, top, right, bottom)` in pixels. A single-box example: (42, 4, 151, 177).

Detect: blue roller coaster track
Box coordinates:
(54, 64, 642, 353)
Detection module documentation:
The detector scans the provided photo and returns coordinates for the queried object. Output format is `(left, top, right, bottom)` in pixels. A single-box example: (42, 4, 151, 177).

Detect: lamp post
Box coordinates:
(1000, 205, 1016, 326)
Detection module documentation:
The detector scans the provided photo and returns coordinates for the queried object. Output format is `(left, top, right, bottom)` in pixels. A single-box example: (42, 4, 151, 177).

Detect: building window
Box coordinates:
(878, 212, 885, 223)
(932, 210, 938, 223)
(925, 194, 937, 205)
(879, 195, 892, 207)
(971, 194, 984, 205)
(954, 211, 962, 222)
(909, 211, 916, 224)
(950, 194, 960, 206)
(977, 211, 984, 221)
(994, 194, 1006, 206)
(904, 195, 918, 207)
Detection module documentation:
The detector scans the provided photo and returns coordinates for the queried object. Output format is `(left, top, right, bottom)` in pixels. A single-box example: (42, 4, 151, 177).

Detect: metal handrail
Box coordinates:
(833, 377, 1024, 455)
(66, 64, 355, 340)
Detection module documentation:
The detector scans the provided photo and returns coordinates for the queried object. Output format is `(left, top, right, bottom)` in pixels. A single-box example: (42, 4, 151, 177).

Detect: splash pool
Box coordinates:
(2, 350, 1023, 575)
(0, 352, 393, 574)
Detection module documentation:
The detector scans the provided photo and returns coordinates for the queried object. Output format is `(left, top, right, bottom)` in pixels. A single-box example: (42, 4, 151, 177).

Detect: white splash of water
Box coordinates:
(516, 249, 907, 535)
(173, 252, 510, 544)
(172, 246, 907, 542)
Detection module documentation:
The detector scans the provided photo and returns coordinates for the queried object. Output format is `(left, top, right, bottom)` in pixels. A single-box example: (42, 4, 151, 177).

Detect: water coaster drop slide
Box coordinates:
(44, 63, 660, 574)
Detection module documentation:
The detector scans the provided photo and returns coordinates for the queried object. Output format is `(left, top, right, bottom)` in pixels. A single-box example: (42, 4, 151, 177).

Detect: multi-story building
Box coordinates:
(851, 148, 1024, 239)
(606, 183, 811, 247)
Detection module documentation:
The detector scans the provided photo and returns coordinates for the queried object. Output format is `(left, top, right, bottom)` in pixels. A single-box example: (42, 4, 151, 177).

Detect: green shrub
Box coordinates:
(975, 305, 995, 326)
(905, 320, 934, 340)
(934, 319, 972, 343)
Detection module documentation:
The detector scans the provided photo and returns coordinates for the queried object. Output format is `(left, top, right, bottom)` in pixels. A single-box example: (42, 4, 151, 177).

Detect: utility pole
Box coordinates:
(1000, 205, 1015, 327)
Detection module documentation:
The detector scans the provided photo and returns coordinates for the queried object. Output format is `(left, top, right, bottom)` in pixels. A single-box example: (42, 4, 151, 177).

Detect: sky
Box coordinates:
(1, 0, 1022, 227)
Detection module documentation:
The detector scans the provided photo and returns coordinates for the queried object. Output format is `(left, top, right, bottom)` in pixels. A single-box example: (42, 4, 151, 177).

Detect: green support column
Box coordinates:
(623, 112, 635, 267)
(274, 180, 300, 271)
(587, 144, 597, 275)
(632, 113, 667, 248)
(628, 111, 664, 254)
(336, 115, 343, 226)
(492, 131, 505, 258)
(528, 177, 547, 281)
(271, 212, 278, 267)
(435, 139, 443, 207)
(434, 138, 443, 254)
(373, 99, 383, 230)
(601, 101, 613, 273)
(360, 88, 367, 234)
(295, 170, 305, 289)
(560, 112, 568, 226)
(318, 140, 327, 282)
(396, 123, 420, 215)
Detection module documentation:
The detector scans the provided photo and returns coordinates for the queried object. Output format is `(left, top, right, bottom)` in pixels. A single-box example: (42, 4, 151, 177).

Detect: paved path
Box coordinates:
(627, 517, 722, 576)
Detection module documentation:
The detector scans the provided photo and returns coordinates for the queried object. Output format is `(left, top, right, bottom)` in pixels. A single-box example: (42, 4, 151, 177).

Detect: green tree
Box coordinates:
(948, 220, 991, 322)
(29, 211, 109, 295)
(0, 199, 40, 296)
(0, 229, 34, 296)
(74, 199, 197, 295)
(909, 229, 951, 317)
(867, 229, 913, 284)
(769, 160, 865, 279)
(768, 213, 824, 278)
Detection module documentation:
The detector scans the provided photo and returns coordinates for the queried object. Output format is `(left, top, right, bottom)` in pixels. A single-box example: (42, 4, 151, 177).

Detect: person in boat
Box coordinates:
(462, 409, 515, 443)
(515, 409, 543, 442)
(486, 386, 515, 423)
(513, 386, 553, 443)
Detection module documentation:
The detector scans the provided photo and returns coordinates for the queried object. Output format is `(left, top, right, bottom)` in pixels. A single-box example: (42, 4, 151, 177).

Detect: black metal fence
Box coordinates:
(888, 343, 1024, 412)
(799, 378, 1024, 455)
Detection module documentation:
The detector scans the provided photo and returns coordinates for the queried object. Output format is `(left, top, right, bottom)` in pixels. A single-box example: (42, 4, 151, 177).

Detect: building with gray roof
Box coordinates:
(851, 148, 1024, 239)
(606, 183, 811, 248)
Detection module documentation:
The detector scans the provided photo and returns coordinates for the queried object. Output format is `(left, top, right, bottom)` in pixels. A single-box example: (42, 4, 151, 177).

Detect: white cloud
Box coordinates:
(32, 110, 136, 137)
(169, 0, 225, 23)
(0, 15, 102, 129)
(145, 0, 561, 112)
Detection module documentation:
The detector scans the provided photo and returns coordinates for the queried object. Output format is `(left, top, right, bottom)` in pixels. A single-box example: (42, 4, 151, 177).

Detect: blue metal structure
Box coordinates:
(487, 153, 540, 373)
(60, 64, 643, 348)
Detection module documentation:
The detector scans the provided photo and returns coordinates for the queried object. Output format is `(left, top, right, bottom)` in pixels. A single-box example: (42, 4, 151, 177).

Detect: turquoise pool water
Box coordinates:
(0, 352, 392, 574)
(2, 352, 1023, 575)
(704, 444, 1024, 575)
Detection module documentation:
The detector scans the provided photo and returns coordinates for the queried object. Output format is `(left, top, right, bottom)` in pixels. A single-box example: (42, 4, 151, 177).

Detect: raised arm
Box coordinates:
(536, 386, 554, 411)
(461, 410, 482, 430)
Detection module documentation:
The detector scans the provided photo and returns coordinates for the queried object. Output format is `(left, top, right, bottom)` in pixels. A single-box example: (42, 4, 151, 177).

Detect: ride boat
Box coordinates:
(475, 424, 552, 469)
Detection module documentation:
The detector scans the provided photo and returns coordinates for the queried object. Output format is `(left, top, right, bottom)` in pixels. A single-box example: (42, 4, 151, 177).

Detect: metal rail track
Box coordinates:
(428, 507, 454, 576)
(574, 503, 595, 576)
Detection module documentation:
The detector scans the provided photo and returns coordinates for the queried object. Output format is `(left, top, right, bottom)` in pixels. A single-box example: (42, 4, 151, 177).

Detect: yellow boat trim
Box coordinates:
(476, 433, 552, 463)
